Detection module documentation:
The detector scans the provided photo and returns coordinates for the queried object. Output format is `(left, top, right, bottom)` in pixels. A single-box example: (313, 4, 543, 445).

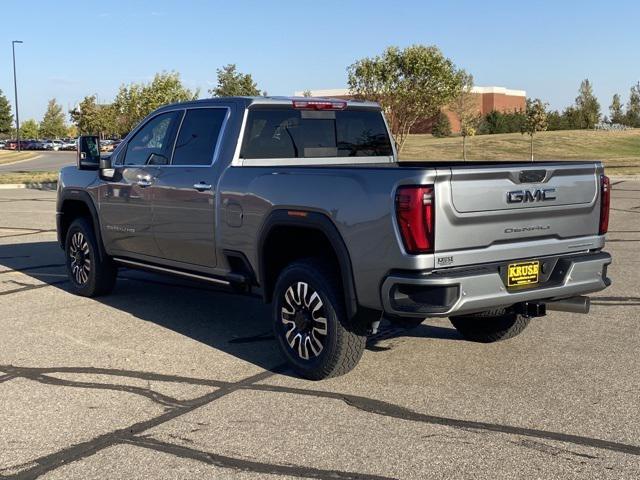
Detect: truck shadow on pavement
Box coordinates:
(0, 240, 461, 376)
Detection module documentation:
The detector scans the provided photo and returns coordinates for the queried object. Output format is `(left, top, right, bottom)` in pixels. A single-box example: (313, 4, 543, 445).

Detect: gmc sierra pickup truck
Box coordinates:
(57, 96, 612, 379)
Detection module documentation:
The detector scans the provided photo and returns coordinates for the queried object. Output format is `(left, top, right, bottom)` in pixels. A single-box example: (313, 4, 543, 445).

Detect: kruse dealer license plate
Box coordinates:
(507, 260, 540, 287)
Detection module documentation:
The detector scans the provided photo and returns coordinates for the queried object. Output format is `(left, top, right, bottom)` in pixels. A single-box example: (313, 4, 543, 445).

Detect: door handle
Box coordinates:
(193, 183, 212, 191)
(136, 174, 153, 187)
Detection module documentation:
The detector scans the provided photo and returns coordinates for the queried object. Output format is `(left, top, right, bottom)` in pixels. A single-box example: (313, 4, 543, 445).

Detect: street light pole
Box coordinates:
(12, 40, 23, 152)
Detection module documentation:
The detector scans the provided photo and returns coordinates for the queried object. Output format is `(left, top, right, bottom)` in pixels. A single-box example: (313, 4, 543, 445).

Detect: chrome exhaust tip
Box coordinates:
(546, 296, 590, 314)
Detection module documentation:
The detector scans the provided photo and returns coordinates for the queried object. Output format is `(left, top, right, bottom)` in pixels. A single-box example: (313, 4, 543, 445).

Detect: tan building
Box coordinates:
(294, 86, 526, 133)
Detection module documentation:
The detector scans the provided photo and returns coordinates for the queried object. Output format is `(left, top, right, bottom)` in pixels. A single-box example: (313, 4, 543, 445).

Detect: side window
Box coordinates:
(123, 111, 182, 166)
(172, 108, 227, 166)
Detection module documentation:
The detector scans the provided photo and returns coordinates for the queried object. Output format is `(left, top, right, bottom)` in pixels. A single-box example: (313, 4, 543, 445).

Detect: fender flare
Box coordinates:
(257, 210, 358, 319)
(58, 189, 107, 261)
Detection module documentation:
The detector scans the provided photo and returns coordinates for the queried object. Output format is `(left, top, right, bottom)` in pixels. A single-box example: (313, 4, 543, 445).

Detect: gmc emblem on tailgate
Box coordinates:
(506, 188, 556, 204)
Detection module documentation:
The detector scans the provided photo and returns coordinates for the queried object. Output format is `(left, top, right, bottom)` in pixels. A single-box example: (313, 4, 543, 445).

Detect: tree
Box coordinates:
(521, 98, 548, 161)
(209, 64, 262, 97)
(66, 124, 78, 138)
(302, 89, 312, 97)
(609, 93, 625, 125)
(478, 110, 525, 134)
(450, 72, 479, 160)
(70, 95, 116, 138)
(575, 79, 600, 129)
(0, 89, 13, 136)
(112, 71, 199, 135)
(431, 111, 451, 137)
(348, 45, 464, 152)
(39, 98, 67, 138)
(21, 119, 39, 139)
(626, 82, 640, 127)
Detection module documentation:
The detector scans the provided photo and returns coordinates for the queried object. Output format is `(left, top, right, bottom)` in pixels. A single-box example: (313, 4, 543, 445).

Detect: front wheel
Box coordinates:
(65, 218, 117, 297)
(272, 259, 366, 380)
(449, 308, 530, 343)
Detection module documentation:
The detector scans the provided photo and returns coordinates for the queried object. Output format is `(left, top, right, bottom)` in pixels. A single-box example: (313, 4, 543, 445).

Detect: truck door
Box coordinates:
(99, 110, 183, 258)
(151, 107, 229, 268)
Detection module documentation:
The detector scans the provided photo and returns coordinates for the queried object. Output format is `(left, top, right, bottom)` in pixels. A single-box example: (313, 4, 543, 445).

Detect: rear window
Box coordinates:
(240, 108, 393, 159)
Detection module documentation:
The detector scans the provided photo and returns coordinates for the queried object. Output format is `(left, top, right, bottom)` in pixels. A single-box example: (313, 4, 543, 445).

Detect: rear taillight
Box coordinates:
(395, 185, 434, 254)
(292, 99, 347, 110)
(599, 175, 610, 235)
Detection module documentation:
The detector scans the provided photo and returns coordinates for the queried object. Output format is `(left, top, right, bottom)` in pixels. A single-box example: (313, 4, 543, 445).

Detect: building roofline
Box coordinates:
(296, 86, 527, 97)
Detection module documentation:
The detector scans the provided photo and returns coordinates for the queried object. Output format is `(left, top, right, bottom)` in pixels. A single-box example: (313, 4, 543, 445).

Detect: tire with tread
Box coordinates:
(272, 258, 366, 380)
(65, 217, 117, 297)
(449, 308, 530, 343)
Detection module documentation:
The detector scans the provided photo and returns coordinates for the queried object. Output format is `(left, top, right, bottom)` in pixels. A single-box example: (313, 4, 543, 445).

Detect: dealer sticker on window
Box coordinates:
(507, 260, 540, 287)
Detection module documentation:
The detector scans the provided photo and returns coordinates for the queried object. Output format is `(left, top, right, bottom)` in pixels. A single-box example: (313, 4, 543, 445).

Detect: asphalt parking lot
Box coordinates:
(0, 151, 75, 173)
(0, 180, 639, 479)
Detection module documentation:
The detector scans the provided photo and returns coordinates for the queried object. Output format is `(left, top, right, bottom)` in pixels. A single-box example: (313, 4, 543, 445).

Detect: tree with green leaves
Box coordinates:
(70, 95, 115, 138)
(20, 119, 39, 139)
(209, 64, 262, 97)
(626, 82, 640, 127)
(348, 45, 464, 152)
(0, 89, 14, 136)
(111, 71, 199, 136)
(574, 79, 600, 129)
(39, 98, 67, 138)
(450, 72, 479, 160)
(521, 98, 548, 161)
(609, 93, 625, 125)
(431, 111, 451, 138)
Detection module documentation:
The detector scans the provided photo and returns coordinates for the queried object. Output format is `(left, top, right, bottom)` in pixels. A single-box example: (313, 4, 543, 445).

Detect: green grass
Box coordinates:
(0, 150, 38, 165)
(0, 171, 58, 185)
(400, 129, 640, 174)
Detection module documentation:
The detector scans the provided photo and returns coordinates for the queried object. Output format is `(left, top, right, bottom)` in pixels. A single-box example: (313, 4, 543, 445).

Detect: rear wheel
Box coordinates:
(272, 258, 366, 380)
(65, 218, 117, 297)
(449, 308, 530, 343)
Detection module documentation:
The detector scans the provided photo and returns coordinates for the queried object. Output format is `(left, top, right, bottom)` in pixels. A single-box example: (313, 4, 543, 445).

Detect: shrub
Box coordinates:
(432, 111, 452, 137)
(477, 110, 525, 135)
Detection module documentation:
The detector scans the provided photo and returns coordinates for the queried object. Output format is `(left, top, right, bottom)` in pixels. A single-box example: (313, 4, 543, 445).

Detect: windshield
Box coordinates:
(241, 108, 393, 159)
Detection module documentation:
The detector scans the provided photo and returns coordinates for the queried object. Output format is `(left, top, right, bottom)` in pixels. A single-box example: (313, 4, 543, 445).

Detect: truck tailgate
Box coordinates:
(433, 163, 604, 267)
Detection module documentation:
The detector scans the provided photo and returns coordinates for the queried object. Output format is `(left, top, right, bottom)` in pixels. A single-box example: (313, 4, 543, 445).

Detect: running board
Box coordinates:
(113, 257, 242, 287)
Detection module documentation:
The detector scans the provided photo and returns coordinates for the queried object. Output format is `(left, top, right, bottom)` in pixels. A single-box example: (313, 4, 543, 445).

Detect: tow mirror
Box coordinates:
(77, 136, 100, 170)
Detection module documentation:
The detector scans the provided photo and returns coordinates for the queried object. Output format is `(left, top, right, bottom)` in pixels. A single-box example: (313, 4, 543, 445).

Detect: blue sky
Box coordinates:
(1, 0, 639, 121)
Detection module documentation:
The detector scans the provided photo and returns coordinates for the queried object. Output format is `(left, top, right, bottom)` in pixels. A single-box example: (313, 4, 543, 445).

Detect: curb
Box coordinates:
(0, 182, 58, 190)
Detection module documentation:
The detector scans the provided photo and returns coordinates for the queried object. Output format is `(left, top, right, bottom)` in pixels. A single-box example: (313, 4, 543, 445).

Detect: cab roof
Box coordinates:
(157, 96, 381, 110)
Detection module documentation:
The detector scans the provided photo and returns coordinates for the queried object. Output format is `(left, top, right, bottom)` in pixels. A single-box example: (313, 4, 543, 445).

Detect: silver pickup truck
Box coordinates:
(57, 97, 612, 379)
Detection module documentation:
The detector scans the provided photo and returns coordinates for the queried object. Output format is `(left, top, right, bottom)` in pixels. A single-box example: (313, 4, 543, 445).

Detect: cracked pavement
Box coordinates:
(0, 181, 639, 479)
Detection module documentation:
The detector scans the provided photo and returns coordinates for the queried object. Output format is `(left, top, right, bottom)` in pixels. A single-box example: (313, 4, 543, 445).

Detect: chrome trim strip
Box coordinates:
(114, 258, 231, 286)
(235, 156, 394, 167)
(232, 108, 249, 166)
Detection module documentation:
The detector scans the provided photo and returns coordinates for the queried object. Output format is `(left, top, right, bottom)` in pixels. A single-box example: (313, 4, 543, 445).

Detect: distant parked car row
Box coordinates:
(0, 138, 78, 151)
(100, 139, 122, 152)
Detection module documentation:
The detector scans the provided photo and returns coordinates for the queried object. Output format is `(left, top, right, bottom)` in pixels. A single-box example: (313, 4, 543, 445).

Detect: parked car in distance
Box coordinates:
(42, 140, 63, 151)
(0, 140, 6, 149)
(57, 97, 612, 380)
(61, 139, 77, 150)
(100, 140, 115, 152)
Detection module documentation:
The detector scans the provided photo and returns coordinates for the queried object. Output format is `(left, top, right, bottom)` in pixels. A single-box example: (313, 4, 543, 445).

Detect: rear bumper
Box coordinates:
(381, 252, 611, 318)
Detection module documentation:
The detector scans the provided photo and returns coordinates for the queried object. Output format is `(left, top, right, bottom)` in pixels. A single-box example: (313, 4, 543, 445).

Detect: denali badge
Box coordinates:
(505, 225, 551, 233)
(506, 188, 556, 203)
